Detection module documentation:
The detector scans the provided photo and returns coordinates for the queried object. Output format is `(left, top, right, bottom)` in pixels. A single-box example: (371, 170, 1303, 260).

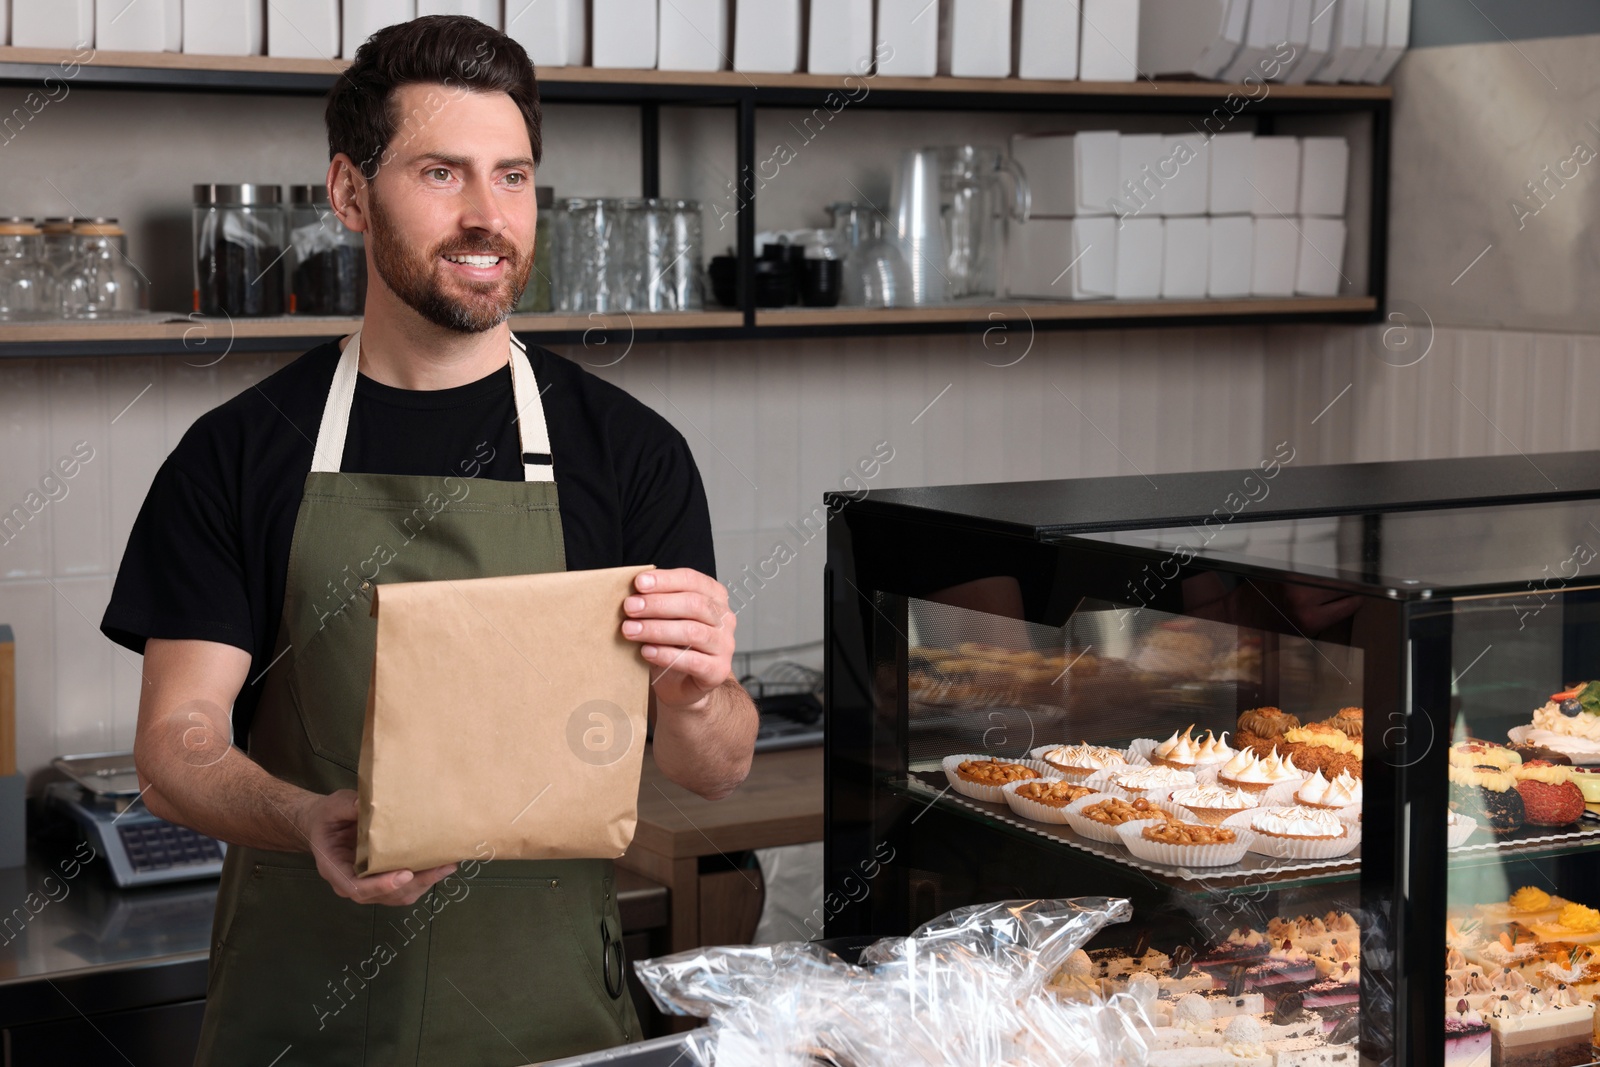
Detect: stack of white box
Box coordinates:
(1007, 130, 1349, 301)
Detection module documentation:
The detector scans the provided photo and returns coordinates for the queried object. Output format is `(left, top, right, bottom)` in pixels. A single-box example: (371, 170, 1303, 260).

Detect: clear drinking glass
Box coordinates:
(554, 197, 626, 312)
(831, 203, 909, 308)
(0, 219, 49, 322)
(622, 198, 705, 312)
(57, 218, 148, 319)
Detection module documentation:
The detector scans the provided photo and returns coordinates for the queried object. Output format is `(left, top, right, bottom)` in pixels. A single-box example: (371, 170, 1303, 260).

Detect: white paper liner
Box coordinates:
(1114, 817, 1256, 867)
(1224, 809, 1363, 859)
(1028, 743, 1141, 779)
(1062, 792, 1178, 843)
(1447, 814, 1479, 848)
(1003, 778, 1097, 824)
(941, 754, 1059, 803)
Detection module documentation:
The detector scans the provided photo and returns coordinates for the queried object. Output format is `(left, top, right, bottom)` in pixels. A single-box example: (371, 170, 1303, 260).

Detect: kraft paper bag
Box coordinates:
(355, 564, 654, 875)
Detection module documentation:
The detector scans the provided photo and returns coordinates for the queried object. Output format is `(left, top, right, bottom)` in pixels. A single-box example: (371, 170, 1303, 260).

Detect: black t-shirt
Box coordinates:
(101, 339, 717, 745)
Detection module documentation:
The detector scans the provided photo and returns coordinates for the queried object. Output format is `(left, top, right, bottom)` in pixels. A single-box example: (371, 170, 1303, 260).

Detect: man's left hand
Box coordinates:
(620, 568, 735, 712)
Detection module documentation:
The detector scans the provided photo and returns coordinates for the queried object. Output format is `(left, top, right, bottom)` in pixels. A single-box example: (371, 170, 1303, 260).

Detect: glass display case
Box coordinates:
(823, 452, 1600, 1067)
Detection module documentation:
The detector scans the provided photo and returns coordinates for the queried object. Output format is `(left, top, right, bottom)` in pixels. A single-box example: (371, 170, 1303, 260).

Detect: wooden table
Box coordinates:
(619, 747, 823, 954)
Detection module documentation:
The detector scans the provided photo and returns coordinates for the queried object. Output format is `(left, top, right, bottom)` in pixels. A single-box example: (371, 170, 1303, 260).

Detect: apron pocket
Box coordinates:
(286, 580, 376, 772)
(199, 863, 377, 1064)
(416, 877, 628, 1066)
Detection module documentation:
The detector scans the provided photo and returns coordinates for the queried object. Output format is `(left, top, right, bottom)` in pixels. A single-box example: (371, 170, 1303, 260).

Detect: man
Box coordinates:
(100, 15, 757, 1065)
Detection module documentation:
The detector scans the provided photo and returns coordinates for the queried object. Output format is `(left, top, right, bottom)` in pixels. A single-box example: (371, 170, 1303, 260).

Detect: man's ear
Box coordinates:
(327, 154, 370, 235)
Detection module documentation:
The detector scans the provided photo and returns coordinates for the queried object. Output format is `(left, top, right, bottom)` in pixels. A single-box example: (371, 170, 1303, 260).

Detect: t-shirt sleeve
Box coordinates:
(101, 457, 254, 656)
(622, 429, 717, 581)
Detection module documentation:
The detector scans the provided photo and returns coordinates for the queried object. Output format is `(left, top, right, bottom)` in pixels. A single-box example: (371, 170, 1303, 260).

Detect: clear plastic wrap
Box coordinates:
(634, 897, 1149, 1067)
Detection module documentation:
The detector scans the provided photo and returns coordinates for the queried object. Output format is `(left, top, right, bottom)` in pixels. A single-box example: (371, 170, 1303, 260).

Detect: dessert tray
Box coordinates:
(904, 764, 1361, 886)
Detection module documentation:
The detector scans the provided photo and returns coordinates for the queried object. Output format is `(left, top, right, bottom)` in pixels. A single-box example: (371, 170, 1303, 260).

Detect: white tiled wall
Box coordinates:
(3, 322, 1595, 785)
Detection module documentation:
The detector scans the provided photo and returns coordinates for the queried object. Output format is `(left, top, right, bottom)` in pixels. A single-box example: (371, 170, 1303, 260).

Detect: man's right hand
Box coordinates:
(296, 790, 458, 907)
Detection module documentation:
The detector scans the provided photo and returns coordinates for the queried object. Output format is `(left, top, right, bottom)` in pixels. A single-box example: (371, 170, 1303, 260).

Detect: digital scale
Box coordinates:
(45, 752, 226, 888)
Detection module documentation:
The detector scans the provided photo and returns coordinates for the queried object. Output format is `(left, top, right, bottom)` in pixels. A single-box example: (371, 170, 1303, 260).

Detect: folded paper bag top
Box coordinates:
(355, 564, 655, 876)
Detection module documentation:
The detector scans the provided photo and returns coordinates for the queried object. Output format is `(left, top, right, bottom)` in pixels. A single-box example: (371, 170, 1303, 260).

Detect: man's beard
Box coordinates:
(367, 190, 533, 334)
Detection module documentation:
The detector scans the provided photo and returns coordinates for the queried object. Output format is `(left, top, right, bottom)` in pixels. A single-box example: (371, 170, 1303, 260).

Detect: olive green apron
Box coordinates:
(195, 330, 640, 1066)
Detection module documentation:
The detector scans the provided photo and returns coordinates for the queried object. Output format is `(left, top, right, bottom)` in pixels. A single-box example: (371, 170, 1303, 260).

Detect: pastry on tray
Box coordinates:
(1449, 764, 1526, 833)
(1217, 748, 1303, 794)
(1037, 742, 1129, 778)
(1295, 769, 1362, 811)
(1141, 820, 1238, 846)
(1317, 707, 1364, 738)
(1511, 760, 1586, 827)
(1169, 786, 1259, 825)
(1280, 724, 1364, 779)
(1011, 779, 1095, 807)
(954, 758, 1040, 786)
(1450, 740, 1523, 771)
(1525, 903, 1600, 945)
(1509, 682, 1600, 764)
(1080, 796, 1170, 826)
(1235, 707, 1301, 756)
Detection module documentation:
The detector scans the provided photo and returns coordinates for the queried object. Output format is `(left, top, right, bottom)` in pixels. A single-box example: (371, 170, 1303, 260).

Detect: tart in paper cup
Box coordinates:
(1223, 808, 1362, 859)
(1446, 813, 1478, 848)
(941, 754, 1058, 803)
(1115, 818, 1254, 867)
(1165, 786, 1260, 826)
(1103, 766, 1201, 801)
(1003, 778, 1098, 824)
(1063, 792, 1174, 843)
(1029, 743, 1136, 779)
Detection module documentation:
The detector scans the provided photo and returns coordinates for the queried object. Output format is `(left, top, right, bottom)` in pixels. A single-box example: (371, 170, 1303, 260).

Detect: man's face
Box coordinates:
(364, 84, 537, 334)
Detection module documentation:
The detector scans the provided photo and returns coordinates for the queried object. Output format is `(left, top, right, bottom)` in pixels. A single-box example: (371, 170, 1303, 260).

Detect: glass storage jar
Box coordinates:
(0, 218, 48, 322)
(57, 218, 149, 319)
(286, 184, 366, 316)
(553, 197, 626, 313)
(515, 186, 555, 313)
(194, 183, 286, 317)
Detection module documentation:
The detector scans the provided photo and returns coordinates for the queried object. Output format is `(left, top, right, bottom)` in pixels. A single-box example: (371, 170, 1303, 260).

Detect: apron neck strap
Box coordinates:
(311, 329, 554, 483)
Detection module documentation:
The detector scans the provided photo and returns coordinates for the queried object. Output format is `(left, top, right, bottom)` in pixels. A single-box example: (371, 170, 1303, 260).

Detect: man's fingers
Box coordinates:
(634, 567, 721, 597)
(643, 647, 724, 691)
(623, 618, 724, 650)
(623, 590, 729, 627)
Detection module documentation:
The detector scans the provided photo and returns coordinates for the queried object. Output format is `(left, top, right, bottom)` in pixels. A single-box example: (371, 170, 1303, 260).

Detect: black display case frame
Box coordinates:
(823, 450, 1600, 1067)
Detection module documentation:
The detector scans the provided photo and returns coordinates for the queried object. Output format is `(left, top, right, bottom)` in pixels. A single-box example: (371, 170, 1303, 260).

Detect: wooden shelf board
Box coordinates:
(0, 46, 1392, 101)
(756, 296, 1378, 328)
(0, 311, 744, 345)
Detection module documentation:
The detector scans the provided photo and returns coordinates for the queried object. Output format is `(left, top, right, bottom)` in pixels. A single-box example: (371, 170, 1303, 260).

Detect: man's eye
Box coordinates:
(505, 173, 525, 185)
(429, 168, 451, 181)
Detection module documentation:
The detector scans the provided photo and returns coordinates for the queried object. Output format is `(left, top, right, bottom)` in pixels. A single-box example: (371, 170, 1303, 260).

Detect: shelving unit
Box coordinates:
(0, 46, 1392, 357)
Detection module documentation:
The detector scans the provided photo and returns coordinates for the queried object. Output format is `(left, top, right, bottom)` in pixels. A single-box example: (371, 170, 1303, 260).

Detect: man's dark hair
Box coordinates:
(326, 15, 542, 182)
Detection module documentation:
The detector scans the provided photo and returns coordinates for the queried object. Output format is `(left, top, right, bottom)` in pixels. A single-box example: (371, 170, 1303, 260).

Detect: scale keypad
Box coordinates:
(117, 822, 223, 873)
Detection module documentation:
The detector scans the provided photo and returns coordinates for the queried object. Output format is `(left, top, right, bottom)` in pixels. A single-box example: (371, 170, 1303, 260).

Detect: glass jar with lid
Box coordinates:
(515, 186, 555, 314)
(194, 183, 286, 317)
(57, 218, 149, 319)
(286, 184, 366, 316)
(0, 218, 49, 322)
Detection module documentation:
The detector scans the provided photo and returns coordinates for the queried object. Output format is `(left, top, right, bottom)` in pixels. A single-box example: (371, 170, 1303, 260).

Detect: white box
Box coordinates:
(1207, 132, 1254, 215)
(343, 0, 414, 60)
(736, 0, 802, 72)
(1285, 0, 1337, 83)
(1223, 0, 1291, 83)
(1208, 215, 1254, 297)
(1159, 132, 1210, 216)
(1007, 218, 1074, 297)
(1250, 217, 1299, 296)
(1251, 136, 1300, 216)
(1351, 0, 1389, 80)
(1114, 217, 1164, 299)
(877, 0, 940, 75)
(187, 0, 266, 55)
(1273, 0, 1313, 81)
(1162, 217, 1210, 298)
(1298, 137, 1349, 216)
(661, 0, 729, 71)
(1311, 0, 1368, 82)
(14, 1, 93, 48)
(1017, 0, 1080, 79)
(1071, 217, 1118, 297)
(1138, 0, 1233, 78)
(418, 0, 501, 28)
(98, 0, 181, 51)
(1079, 0, 1140, 81)
(593, 0, 659, 67)
(1116, 133, 1164, 216)
(939, 0, 1013, 77)
(507, 0, 586, 65)
(1362, 0, 1409, 82)
(808, 0, 874, 74)
(269, 0, 340, 58)
(1010, 130, 1121, 217)
(1295, 217, 1347, 295)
